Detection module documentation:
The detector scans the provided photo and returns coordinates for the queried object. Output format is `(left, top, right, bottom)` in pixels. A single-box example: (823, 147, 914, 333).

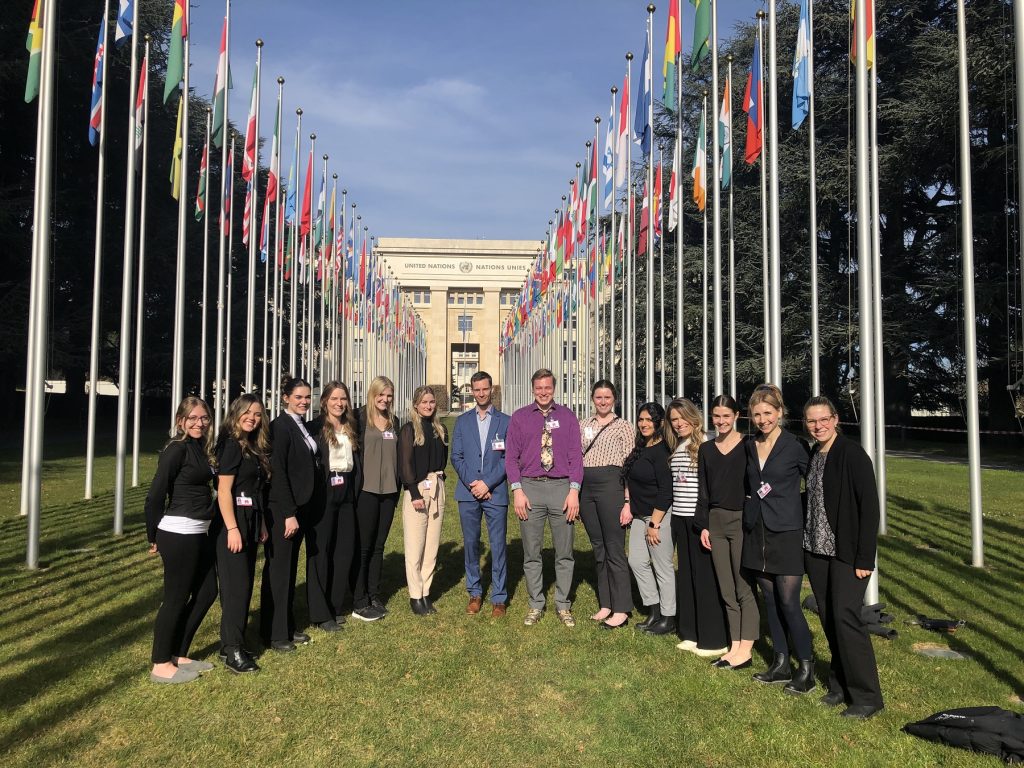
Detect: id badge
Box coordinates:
(492, 439, 505, 451)
(545, 419, 560, 430)
(236, 493, 253, 507)
(584, 427, 595, 441)
(382, 430, 395, 440)
(422, 479, 432, 490)
(757, 482, 772, 499)
(676, 471, 688, 484)
(331, 475, 345, 487)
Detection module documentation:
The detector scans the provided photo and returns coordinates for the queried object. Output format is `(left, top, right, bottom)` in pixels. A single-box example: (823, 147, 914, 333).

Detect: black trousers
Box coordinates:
(216, 506, 261, 651)
(805, 552, 884, 707)
(328, 479, 358, 613)
(353, 490, 398, 608)
(673, 515, 728, 650)
(260, 505, 306, 643)
(305, 474, 355, 623)
(579, 466, 632, 614)
(151, 529, 218, 664)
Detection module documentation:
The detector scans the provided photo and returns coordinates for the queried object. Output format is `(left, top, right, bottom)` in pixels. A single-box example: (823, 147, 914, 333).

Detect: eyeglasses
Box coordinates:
(185, 415, 212, 424)
(805, 417, 835, 427)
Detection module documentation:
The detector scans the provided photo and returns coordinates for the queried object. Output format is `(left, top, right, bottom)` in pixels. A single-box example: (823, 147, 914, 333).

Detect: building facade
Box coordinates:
(375, 238, 539, 401)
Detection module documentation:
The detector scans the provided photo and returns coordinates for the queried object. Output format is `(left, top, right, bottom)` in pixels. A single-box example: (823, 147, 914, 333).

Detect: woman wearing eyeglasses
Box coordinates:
(145, 397, 218, 684)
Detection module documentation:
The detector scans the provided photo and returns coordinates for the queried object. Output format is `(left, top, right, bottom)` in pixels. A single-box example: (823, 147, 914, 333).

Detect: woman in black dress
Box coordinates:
(146, 396, 218, 684)
(803, 396, 884, 718)
(742, 384, 814, 693)
(214, 393, 270, 673)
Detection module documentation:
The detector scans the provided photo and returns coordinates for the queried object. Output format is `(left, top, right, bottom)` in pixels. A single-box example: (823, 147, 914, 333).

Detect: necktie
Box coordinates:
(540, 413, 553, 472)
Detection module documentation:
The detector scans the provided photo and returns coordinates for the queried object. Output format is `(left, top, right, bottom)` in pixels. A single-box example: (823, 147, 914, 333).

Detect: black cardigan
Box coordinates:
(144, 438, 214, 544)
(398, 421, 448, 501)
(743, 428, 810, 533)
(626, 441, 674, 519)
(814, 434, 880, 570)
(268, 412, 322, 518)
(307, 414, 364, 500)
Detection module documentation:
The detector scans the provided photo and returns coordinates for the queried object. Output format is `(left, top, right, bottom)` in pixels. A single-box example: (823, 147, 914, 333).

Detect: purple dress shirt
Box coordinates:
(505, 402, 584, 488)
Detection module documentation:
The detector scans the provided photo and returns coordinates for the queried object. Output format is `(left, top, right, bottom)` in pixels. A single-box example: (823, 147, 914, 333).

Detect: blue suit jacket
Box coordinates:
(451, 407, 510, 505)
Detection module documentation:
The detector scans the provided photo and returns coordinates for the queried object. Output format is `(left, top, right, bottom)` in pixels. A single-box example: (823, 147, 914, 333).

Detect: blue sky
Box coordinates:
(186, 1, 763, 241)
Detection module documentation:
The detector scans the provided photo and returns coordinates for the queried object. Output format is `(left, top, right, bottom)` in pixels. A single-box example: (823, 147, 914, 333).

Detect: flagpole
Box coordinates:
(226, 134, 237, 407)
(170, 14, 190, 429)
(627, 51, 635, 422)
(245, 39, 262, 394)
(675, 48, 684, 398)
(701, 91, 709, 425)
(1016, 0, 1024, 389)
(727, 55, 737, 398)
(25, 0, 58, 565)
(304, 134, 318, 384)
(290, 109, 302, 375)
(593, 119, 601, 382)
(710, 0, 723, 399)
(645, 5, 655, 404)
(659, 145, 666, 405)
(868, 0, 887, 533)
(767, 0, 783, 385)
(340, 188, 348, 383)
(113, 0, 141, 532)
(318, 156, 330, 392)
(84, 0, 111, 500)
(271, 167, 284, 413)
(808, 0, 820, 396)
(132, 37, 151, 487)
(757, 10, 770, 380)
(956, 0, 984, 568)
(610, 86, 618, 387)
(200, 109, 212, 401)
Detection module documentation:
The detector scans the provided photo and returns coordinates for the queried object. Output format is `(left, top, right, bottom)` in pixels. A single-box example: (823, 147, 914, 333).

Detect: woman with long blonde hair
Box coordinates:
(352, 375, 402, 621)
(145, 396, 218, 684)
(214, 394, 271, 673)
(398, 386, 449, 614)
(666, 398, 728, 658)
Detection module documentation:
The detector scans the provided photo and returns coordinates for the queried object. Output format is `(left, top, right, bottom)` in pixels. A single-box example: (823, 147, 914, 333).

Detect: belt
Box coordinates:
(523, 476, 567, 482)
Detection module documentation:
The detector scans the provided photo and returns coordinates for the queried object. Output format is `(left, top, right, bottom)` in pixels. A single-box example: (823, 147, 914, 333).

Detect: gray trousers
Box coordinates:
(628, 517, 676, 615)
(708, 507, 759, 642)
(519, 478, 575, 611)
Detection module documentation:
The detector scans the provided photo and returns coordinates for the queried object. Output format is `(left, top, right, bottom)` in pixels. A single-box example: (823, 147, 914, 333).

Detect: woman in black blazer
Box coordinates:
(351, 375, 403, 622)
(261, 375, 325, 651)
(214, 393, 270, 673)
(802, 396, 884, 719)
(307, 381, 363, 628)
(741, 384, 814, 693)
(145, 396, 218, 684)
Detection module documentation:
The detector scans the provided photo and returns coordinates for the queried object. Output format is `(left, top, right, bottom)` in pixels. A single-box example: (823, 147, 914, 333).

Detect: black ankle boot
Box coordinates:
(410, 598, 427, 616)
(644, 614, 677, 636)
(636, 605, 662, 631)
(753, 652, 793, 684)
(784, 659, 817, 695)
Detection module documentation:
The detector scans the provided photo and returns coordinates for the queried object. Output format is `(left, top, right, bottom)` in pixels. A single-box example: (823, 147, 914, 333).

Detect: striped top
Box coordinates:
(669, 439, 701, 516)
(580, 415, 635, 468)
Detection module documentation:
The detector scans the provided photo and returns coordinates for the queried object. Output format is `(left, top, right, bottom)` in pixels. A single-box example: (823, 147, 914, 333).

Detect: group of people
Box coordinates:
(145, 367, 884, 720)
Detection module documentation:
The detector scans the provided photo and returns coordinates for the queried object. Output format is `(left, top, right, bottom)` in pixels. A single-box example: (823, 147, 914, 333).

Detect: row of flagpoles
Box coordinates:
(20, 0, 428, 568)
(498, 0, 990, 599)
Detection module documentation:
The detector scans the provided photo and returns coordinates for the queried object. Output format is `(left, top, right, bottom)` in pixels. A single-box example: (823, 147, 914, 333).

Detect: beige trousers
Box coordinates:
(402, 471, 445, 599)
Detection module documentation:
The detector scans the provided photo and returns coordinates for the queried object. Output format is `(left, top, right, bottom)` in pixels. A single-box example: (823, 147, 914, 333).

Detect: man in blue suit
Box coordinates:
(451, 371, 511, 617)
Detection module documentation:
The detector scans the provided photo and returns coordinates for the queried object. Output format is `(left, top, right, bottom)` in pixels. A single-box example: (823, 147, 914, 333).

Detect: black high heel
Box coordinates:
(599, 617, 629, 630)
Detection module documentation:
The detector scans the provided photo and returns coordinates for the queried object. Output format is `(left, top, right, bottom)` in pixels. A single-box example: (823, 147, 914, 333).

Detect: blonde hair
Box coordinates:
(320, 380, 359, 450)
(169, 396, 215, 466)
(665, 398, 705, 469)
(410, 385, 447, 446)
(366, 376, 396, 431)
(218, 394, 271, 479)
(748, 383, 787, 423)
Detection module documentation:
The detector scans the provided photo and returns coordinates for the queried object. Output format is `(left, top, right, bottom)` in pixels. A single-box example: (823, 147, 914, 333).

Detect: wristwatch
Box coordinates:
(648, 521, 660, 530)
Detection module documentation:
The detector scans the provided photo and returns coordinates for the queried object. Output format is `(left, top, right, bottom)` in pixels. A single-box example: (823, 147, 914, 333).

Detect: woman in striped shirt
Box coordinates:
(666, 399, 729, 657)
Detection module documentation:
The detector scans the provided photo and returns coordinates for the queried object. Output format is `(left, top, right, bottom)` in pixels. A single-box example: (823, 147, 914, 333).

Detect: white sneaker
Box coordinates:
(692, 646, 730, 658)
(676, 639, 698, 651)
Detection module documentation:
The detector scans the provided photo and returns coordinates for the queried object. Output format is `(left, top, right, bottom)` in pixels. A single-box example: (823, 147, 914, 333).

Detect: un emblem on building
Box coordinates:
(459, 261, 473, 274)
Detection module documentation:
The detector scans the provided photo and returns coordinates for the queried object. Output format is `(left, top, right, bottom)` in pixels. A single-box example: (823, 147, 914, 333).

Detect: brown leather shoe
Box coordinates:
(491, 603, 507, 618)
(466, 596, 483, 615)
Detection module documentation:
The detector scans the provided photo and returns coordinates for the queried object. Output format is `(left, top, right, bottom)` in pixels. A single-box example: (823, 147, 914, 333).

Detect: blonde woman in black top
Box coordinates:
(214, 394, 270, 673)
(399, 386, 449, 615)
(145, 396, 218, 684)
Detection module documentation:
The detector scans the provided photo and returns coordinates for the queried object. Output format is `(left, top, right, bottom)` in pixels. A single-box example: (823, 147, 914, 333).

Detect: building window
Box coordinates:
(457, 314, 473, 332)
(457, 295, 465, 305)
(448, 293, 455, 305)
(421, 288, 430, 304)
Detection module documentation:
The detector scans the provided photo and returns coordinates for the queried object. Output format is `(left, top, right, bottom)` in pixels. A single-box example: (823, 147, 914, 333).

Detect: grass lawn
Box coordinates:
(0, 426, 1021, 767)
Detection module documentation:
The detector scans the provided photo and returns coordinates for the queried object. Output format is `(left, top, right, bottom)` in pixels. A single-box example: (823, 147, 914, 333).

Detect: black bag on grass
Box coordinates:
(903, 707, 1024, 763)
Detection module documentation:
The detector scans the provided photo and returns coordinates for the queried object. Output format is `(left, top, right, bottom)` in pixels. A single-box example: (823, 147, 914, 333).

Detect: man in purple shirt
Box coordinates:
(505, 368, 583, 627)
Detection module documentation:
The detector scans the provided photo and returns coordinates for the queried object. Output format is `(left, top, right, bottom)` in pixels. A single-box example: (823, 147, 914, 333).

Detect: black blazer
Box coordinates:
(268, 411, 322, 517)
(743, 428, 810, 533)
(816, 434, 880, 570)
(354, 405, 404, 489)
(307, 414, 364, 501)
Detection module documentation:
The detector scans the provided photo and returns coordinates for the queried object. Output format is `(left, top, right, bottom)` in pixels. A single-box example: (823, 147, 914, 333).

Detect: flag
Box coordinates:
(633, 36, 651, 156)
(222, 146, 233, 237)
(668, 135, 680, 231)
(654, 161, 663, 240)
(638, 179, 650, 255)
(88, 15, 106, 147)
(300, 152, 313, 236)
(285, 163, 296, 225)
(242, 65, 258, 181)
(851, 0, 875, 69)
(133, 54, 147, 169)
(25, 0, 43, 103)
(266, 102, 280, 202)
(602, 98, 614, 208)
(720, 76, 732, 188)
(211, 17, 230, 149)
(313, 171, 326, 243)
(792, 0, 811, 129)
(690, 0, 711, 71)
(115, 1, 133, 48)
(662, 0, 681, 110)
(259, 195, 270, 263)
(194, 136, 208, 220)
(743, 32, 763, 164)
(170, 95, 184, 199)
(692, 106, 706, 211)
(242, 183, 252, 245)
(164, 0, 187, 104)
(615, 74, 629, 187)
